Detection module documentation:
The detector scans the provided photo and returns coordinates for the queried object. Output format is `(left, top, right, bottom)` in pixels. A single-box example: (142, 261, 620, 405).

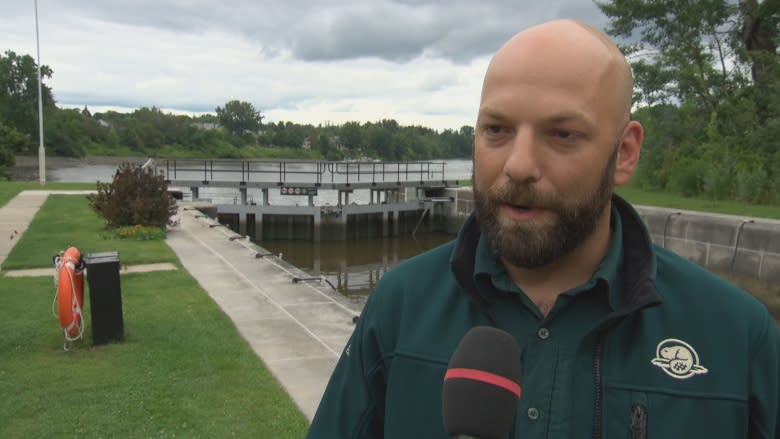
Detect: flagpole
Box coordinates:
(34, 0, 46, 185)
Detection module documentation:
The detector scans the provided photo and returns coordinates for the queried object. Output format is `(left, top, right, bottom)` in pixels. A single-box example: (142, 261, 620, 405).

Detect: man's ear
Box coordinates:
(614, 120, 643, 187)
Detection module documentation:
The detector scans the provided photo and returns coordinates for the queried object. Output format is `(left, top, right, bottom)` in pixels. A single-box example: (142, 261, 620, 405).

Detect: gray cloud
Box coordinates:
(35, 0, 607, 64)
(262, 1, 609, 63)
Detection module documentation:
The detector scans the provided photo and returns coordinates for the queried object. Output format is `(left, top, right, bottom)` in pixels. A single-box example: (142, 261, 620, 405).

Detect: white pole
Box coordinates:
(34, 0, 45, 185)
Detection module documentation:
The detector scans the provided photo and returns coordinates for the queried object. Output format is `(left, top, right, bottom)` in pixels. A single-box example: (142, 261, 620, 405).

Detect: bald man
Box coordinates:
(307, 20, 780, 438)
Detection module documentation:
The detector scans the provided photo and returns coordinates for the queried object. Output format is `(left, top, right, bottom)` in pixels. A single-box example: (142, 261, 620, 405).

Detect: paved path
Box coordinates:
(1, 190, 358, 421)
(0, 190, 51, 268)
(166, 205, 359, 420)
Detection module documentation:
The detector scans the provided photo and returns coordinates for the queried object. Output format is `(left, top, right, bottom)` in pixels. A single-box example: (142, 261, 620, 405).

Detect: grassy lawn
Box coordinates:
(1, 273, 309, 438)
(0, 192, 309, 437)
(2, 195, 177, 270)
(615, 186, 780, 220)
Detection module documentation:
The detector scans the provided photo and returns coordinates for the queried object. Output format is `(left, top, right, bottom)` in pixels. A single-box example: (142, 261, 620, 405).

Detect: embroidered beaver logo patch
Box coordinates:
(651, 338, 708, 379)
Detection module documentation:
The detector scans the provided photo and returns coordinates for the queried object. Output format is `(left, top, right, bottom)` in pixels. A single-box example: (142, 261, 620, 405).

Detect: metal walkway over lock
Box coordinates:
(159, 159, 459, 190)
(156, 159, 462, 241)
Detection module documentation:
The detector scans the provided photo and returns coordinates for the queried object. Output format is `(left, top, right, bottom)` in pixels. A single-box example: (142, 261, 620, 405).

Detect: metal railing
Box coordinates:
(159, 159, 447, 185)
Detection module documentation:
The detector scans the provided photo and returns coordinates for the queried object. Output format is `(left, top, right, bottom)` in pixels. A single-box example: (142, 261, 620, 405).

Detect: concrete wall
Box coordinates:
(635, 205, 780, 284)
(444, 188, 780, 285)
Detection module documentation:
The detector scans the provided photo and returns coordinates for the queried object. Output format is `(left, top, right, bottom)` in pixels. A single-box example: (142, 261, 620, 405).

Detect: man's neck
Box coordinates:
(502, 207, 614, 314)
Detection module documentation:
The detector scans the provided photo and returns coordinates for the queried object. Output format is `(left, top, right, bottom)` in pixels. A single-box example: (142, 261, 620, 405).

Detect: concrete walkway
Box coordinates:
(1, 190, 359, 421)
(0, 190, 57, 268)
(166, 205, 360, 420)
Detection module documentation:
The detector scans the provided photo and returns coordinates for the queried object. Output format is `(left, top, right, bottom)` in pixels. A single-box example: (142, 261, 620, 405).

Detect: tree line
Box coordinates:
(0, 51, 473, 164)
(1, 0, 779, 203)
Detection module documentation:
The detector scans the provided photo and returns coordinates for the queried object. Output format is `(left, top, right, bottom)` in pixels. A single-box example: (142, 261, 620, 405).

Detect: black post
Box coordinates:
(85, 252, 125, 345)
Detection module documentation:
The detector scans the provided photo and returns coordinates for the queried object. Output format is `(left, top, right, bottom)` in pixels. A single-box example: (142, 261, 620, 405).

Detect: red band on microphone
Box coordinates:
(444, 368, 521, 398)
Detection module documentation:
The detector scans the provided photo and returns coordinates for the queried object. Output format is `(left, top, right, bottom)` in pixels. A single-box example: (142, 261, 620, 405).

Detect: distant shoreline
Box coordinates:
(14, 155, 146, 168)
(10, 155, 147, 181)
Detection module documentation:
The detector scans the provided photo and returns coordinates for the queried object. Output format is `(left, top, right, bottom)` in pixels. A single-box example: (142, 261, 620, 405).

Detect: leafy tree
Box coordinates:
(278, 122, 308, 148)
(738, 0, 780, 104)
(0, 121, 27, 172)
(215, 100, 263, 136)
(597, 0, 741, 109)
(44, 108, 98, 157)
(339, 121, 364, 153)
(315, 133, 331, 156)
(598, 0, 780, 203)
(365, 122, 393, 158)
(0, 50, 55, 152)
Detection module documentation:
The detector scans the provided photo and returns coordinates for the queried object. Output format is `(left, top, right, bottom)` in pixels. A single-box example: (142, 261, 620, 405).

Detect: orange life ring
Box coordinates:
(56, 246, 85, 340)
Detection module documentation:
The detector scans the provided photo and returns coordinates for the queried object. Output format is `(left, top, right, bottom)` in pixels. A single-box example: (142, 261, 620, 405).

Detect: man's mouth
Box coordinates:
(500, 202, 550, 220)
(504, 201, 534, 211)
(508, 204, 531, 211)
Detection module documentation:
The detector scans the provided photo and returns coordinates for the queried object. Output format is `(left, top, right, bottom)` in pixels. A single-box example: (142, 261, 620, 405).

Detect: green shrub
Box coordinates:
(87, 162, 177, 228)
(772, 174, 780, 205)
(668, 157, 708, 197)
(702, 164, 734, 200)
(736, 167, 770, 204)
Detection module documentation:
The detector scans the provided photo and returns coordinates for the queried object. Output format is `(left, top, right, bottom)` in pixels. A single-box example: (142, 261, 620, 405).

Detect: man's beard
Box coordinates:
(473, 147, 618, 269)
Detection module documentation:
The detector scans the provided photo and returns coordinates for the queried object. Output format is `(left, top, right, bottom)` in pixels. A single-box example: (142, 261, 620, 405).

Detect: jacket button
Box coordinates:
(527, 407, 539, 420)
(537, 328, 550, 339)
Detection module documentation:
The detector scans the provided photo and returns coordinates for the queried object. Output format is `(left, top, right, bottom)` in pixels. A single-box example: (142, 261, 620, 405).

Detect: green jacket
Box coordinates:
(307, 196, 780, 438)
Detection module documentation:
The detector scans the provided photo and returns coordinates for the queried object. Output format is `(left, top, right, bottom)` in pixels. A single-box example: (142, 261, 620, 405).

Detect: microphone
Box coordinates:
(442, 326, 522, 439)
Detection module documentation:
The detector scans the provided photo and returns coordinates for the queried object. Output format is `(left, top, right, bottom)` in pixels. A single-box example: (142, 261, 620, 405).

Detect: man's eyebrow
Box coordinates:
(542, 112, 598, 134)
(476, 107, 510, 122)
(545, 112, 594, 127)
(478, 108, 597, 131)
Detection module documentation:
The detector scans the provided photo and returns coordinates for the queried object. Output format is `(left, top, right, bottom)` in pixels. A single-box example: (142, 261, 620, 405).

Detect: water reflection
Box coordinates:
(259, 232, 456, 297)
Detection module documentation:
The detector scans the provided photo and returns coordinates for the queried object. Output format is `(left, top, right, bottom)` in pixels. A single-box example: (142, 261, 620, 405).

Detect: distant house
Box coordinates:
(193, 122, 220, 130)
(302, 133, 316, 150)
(300, 133, 347, 150)
(329, 135, 346, 152)
(97, 119, 111, 128)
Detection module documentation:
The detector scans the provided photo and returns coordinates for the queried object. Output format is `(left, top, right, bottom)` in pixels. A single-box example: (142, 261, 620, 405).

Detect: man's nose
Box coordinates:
(503, 129, 541, 184)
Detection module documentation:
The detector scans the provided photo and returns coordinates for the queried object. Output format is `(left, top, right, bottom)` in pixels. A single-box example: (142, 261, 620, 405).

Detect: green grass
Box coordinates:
(615, 185, 780, 220)
(2, 195, 178, 270)
(0, 273, 309, 438)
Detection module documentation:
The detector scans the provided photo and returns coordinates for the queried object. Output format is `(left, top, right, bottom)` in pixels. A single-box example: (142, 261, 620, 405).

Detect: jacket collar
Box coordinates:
(449, 194, 661, 322)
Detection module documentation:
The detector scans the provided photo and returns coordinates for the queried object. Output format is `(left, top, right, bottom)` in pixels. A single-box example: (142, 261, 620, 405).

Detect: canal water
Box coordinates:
(45, 158, 473, 296)
(262, 232, 457, 297)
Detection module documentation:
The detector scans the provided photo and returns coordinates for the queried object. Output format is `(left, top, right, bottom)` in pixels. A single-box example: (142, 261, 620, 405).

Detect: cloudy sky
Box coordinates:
(2, 1, 609, 131)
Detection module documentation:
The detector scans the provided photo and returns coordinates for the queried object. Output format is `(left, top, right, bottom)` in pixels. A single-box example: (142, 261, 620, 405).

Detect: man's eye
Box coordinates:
(550, 130, 579, 141)
(484, 125, 505, 135)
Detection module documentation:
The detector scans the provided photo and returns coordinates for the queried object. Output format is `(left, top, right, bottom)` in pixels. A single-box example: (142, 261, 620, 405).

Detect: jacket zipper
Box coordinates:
(630, 404, 648, 439)
(592, 333, 606, 439)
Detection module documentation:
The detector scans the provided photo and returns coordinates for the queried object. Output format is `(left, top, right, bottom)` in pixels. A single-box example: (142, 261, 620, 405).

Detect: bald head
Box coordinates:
(483, 19, 634, 124)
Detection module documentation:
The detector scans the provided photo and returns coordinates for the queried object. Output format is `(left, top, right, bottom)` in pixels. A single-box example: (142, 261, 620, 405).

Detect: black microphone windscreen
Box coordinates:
(442, 326, 521, 439)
